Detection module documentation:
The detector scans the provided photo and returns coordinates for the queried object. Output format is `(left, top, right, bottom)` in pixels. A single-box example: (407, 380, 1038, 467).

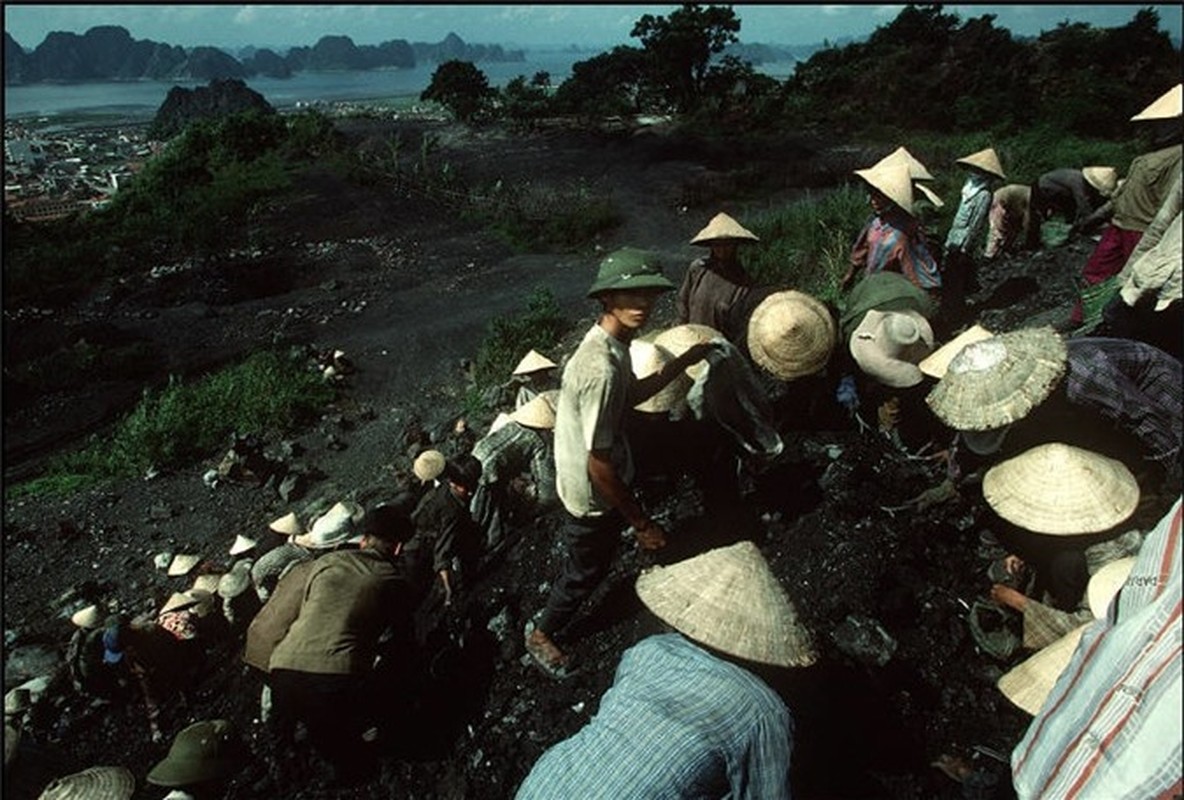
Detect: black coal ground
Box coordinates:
(2, 122, 1107, 799)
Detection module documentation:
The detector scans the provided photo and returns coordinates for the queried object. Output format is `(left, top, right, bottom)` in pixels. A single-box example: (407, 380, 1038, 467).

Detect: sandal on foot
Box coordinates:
(523, 621, 571, 680)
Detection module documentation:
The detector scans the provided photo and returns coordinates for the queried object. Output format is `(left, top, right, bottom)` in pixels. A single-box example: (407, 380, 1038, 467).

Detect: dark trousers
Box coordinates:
(269, 668, 371, 771)
(1101, 296, 1183, 361)
(537, 510, 622, 638)
(940, 249, 977, 331)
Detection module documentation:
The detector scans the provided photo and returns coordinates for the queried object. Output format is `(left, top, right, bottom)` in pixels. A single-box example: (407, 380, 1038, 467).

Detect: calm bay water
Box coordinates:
(3, 52, 588, 121)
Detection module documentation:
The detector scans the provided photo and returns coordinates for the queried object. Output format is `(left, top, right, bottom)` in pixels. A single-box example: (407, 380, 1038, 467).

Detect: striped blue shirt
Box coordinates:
(516, 633, 793, 800)
(1011, 497, 1182, 799)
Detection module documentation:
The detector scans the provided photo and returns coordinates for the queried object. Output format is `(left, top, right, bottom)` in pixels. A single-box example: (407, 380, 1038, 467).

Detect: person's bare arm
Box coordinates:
(587, 449, 665, 549)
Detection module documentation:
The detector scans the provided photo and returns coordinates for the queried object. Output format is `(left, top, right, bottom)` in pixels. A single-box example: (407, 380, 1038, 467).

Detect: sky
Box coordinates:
(4, 4, 1182, 51)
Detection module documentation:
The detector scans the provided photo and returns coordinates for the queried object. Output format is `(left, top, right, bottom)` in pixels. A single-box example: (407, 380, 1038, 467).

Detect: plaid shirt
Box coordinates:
(516, 634, 792, 800)
(1064, 338, 1182, 465)
(472, 420, 556, 505)
(1011, 498, 1182, 799)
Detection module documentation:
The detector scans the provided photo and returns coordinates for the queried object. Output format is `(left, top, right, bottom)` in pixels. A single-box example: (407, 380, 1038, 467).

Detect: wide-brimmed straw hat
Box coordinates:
(228, 534, 257, 556)
(849, 309, 935, 388)
(653, 322, 720, 380)
(925, 327, 1066, 430)
(747, 290, 836, 380)
(37, 766, 135, 800)
(690, 212, 760, 245)
(636, 540, 817, 667)
(854, 161, 915, 215)
(146, 720, 243, 787)
(586, 247, 676, 298)
(267, 512, 303, 537)
(159, 589, 215, 617)
(1082, 166, 1118, 197)
(293, 501, 363, 549)
(983, 443, 1139, 535)
(918, 324, 994, 379)
(70, 604, 104, 629)
(166, 554, 201, 577)
(511, 349, 557, 376)
(217, 560, 253, 600)
(997, 624, 1087, 715)
(873, 146, 935, 181)
(956, 147, 1006, 179)
(413, 450, 446, 483)
(630, 340, 691, 414)
(1087, 556, 1136, 619)
(510, 390, 558, 429)
(1130, 83, 1182, 121)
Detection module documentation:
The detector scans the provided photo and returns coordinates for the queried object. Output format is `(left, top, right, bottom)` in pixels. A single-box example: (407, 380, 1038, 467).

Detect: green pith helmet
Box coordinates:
(586, 247, 676, 299)
(146, 719, 243, 787)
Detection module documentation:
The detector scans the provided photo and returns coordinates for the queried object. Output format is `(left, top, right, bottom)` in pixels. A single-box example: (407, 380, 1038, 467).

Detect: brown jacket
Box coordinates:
(243, 559, 316, 672)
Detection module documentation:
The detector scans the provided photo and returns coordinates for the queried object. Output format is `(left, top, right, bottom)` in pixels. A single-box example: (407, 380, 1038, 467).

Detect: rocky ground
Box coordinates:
(3, 117, 1110, 799)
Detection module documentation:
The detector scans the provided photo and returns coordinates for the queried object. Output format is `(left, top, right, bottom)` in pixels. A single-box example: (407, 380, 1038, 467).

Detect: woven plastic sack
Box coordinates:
(1078, 275, 1120, 333)
(1040, 219, 1073, 248)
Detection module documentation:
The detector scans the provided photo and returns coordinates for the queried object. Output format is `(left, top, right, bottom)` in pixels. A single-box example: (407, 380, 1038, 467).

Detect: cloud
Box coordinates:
(233, 7, 259, 26)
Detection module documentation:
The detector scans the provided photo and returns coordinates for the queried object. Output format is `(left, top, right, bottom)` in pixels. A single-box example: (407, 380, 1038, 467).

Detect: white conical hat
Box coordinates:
(653, 323, 720, 380)
(630, 340, 691, 414)
(512, 349, 558, 376)
(228, 534, 257, 556)
(873, 146, 935, 181)
(983, 443, 1139, 536)
(1087, 556, 1136, 619)
(1082, 166, 1118, 197)
(853, 161, 915, 214)
(956, 147, 1006, 179)
(998, 625, 1087, 715)
(413, 449, 446, 483)
(918, 324, 994, 379)
(747, 290, 836, 380)
(190, 574, 223, 595)
(268, 512, 303, 536)
(1130, 83, 1182, 121)
(690, 212, 760, 245)
(166, 553, 201, 577)
(635, 540, 817, 667)
(159, 588, 215, 617)
(510, 390, 558, 429)
(926, 327, 1067, 430)
(70, 604, 104, 629)
(36, 766, 135, 800)
(293, 501, 363, 549)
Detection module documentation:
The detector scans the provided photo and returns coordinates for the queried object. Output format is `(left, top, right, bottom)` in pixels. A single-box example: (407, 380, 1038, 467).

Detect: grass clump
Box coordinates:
(484, 179, 621, 252)
(472, 287, 569, 388)
(9, 350, 333, 498)
(744, 185, 870, 305)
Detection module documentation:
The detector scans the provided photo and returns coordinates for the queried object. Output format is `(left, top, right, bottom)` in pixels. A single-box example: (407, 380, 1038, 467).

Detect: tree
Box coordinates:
(630, 3, 741, 113)
(553, 46, 649, 118)
(501, 75, 550, 128)
(420, 60, 495, 124)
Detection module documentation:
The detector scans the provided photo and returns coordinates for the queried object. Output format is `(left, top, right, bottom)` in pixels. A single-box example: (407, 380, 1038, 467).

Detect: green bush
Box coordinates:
(472, 287, 569, 388)
(10, 350, 334, 497)
(483, 179, 621, 252)
(745, 185, 871, 305)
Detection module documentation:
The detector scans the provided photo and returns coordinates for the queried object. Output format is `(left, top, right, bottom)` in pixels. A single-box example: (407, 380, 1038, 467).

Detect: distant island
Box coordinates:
(3, 25, 525, 85)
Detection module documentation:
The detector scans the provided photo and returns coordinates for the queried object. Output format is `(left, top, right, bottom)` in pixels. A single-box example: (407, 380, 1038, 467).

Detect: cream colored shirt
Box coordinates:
(1119, 167, 1182, 311)
(554, 323, 634, 517)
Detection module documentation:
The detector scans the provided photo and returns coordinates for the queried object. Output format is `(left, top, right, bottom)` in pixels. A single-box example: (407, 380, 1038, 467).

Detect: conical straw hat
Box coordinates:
(956, 147, 1006, 179)
(70, 604, 104, 629)
(925, 327, 1066, 430)
(653, 323, 720, 380)
(998, 625, 1087, 715)
(630, 340, 692, 414)
(747, 290, 836, 380)
(512, 349, 557, 376)
(160, 589, 215, 616)
(510, 390, 558, 429)
(873, 146, 935, 181)
(983, 443, 1139, 535)
(228, 534, 257, 556)
(854, 161, 915, 214)
(268, 512, 303, 536)
(916, 182, 944, 208)
(413, 449, 446, 483)
(1130, 83, 1182, 121)
(37, 766, 135, 800)
(918, 324, 993, 379)
(636, 540, 817, 667)
(849, 309, 935, 388)
(190, 574, 223, 594)
(166, 553, 201, 577)
(690, 212, 760, 245)
(1082, 166, 1118, 197)
(1087, 556, 1136, 619)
